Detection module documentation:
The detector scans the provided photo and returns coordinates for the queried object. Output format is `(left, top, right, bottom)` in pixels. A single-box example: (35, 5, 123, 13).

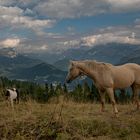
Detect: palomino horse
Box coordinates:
(66, 60, 140, 114)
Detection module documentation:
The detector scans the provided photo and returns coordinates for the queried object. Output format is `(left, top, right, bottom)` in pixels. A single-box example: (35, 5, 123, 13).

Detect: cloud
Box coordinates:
(0, 0, 15, 6)
(35, 0, 140, 18)
(40, 45, 48, 50)
(0, 6, 23, 16)
(0, 0, 40, 7)
(0, 0, 140, 53)
(15, 37, 51, 53)
(0, 5, 55, 35)
(35, 0, 107, 18)
(0, 15, 55, 36)
(81, 33, 140, 46)
(135, 18, 140, 28)
(11, 16, 55, 29)
(62, 27, 140, 48)
(107, 0, 140, 12)
(0, 38, 20, 48)
(135, 18, 140, 23)
(1, 0, 140, 19)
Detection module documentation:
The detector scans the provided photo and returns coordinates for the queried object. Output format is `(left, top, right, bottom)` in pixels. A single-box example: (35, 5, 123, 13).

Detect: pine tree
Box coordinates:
(90, 83, 99, 102)
(45, 83, 49, 93)
(63, 83, 68, 93)
(50, 83, 55, 96)
(83, 82, 90, 102)
(72, 84, 83, 102)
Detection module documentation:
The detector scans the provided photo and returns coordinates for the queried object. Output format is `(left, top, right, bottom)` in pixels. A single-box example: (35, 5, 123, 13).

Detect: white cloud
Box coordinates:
(15, 37, 51, 53)
(0, 5, 55, 35)
(11, 16, 55, 29)
(62, 31, 140, 48)
(107, 0, 140, 12)
(0, 0, 39, 7)
(35, 0, 140, 18)
(0, 6, 23, 16)
(0, 0, 140, 53)
(81, 33, 140, 46)
(40, 45, 48, 50)
(1, 0, 140, 19)
(35, 0, 107, 18)
(63, 40, 80, 46)
(0, 38, 20, 48)
(0, 0, 15, 6)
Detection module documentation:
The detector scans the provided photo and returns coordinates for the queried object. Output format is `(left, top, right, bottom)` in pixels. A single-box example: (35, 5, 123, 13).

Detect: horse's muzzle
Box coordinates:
(65, 78, 71, 83)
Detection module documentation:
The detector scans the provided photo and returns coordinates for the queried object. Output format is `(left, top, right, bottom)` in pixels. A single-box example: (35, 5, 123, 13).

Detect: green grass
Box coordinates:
(0, 97, 140, 140)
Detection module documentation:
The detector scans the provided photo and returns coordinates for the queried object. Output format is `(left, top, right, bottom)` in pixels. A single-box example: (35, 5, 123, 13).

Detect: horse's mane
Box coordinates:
(82, 60, 113, 71)
(69, 60, 113, 74)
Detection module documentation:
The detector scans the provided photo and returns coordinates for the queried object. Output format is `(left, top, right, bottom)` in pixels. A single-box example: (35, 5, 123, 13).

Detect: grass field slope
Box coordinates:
(1, 97, 140, 140)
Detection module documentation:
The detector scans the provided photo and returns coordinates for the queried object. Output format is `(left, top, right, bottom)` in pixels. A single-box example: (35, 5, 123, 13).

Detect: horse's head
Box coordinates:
(66, 61, 83, 83)
(3, 88, 10, 100)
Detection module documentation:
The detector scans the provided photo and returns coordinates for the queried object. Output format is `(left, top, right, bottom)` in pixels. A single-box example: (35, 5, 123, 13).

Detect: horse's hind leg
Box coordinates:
(16, 97, 19, 104)
(132, 84, 140, 110)
(106, 88, 118, 114)
(99, 90, 105, 112)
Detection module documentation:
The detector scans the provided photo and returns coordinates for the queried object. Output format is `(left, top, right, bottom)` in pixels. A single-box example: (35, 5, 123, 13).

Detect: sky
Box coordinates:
(0, 0, 140, 53)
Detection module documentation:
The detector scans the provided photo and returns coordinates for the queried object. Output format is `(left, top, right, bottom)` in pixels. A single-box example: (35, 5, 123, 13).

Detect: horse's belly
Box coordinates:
(114, 80, 133, 89)
(113, 71, 134, 89)
(10, 92, 17, 100)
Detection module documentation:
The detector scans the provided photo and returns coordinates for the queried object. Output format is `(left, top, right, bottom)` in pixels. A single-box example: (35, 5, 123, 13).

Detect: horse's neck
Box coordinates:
(77, 61, 97, 79)
(7, 89, 16, 96)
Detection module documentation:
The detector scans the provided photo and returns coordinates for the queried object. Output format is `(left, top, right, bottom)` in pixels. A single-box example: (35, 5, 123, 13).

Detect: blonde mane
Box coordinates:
(78, 60, 113, 73)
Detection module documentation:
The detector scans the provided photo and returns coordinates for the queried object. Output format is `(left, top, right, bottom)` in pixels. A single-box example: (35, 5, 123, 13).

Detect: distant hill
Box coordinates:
(118, 49, 140, 65)
(53, 43, 140, 70)
(0, 48, 41, 79)
(84, 43, 139, 64)
(13, 62, 67, 83)
(54, 59, 70, 71)
(0, 48, 66, 83)
(0, 48, 17, 58)
(119, 56, 140, 65)
(1, 43, 140, 83)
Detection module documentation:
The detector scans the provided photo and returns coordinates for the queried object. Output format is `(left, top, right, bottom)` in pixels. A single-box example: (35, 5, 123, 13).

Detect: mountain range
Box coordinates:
(0, 43, 140, 83)
(51, 43, 140, 71)
(0, 48, 66, 83)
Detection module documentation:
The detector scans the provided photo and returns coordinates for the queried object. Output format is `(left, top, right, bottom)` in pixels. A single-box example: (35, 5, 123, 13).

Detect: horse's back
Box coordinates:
(125, 63, 140, 84)
(112, 63, 140, 88)
(123, 63, 140, 77)
(125, 63, 140, 70)
(114, 63, 140, 73)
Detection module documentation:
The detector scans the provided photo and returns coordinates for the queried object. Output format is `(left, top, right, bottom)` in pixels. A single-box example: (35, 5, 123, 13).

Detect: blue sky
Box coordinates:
(0, 0, 140, 53)
(50, 12, 140, 34)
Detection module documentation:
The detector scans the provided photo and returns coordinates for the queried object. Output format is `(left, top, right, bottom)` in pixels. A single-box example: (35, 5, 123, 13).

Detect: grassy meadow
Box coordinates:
(0, 96, 140, 140)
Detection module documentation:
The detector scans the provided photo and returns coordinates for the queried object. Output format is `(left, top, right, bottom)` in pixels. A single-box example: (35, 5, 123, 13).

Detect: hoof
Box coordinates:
(100, 109, 108, 113)
(111, 113, 119, 118)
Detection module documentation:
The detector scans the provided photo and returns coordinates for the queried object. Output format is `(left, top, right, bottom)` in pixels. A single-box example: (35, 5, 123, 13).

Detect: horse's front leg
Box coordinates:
(106, 88, 118, 114)
(99, 90, 105, 112)
(10, 99, 14, 109)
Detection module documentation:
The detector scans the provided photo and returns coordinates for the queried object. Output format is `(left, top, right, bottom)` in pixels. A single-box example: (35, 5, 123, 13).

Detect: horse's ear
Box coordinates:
(70, 60, 75, 66)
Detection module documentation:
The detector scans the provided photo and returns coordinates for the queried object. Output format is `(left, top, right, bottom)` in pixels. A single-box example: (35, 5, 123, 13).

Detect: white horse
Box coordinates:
(5, 88, 19, 108)
(66, 60, 140, 115)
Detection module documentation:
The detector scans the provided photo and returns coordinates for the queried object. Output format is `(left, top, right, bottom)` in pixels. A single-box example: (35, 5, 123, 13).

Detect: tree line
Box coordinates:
(0, 77, 133, 104)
